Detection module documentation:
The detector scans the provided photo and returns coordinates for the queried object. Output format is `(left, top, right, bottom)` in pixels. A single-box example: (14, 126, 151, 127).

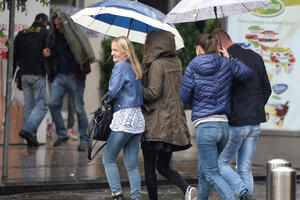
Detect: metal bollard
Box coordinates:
(270, 167, 296, 200)
(266, 159, 291, 200)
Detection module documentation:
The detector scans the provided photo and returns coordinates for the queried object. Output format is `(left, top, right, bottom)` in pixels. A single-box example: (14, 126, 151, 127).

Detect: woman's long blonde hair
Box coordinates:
(112, 36, 142, 80)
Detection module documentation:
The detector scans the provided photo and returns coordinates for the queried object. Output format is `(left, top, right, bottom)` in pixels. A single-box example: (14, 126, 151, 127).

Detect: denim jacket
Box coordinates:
(108, 60, 143, 112)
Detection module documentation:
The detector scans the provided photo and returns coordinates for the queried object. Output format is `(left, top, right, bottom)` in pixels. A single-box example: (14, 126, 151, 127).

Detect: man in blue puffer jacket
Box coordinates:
(180, 33, 253, 200)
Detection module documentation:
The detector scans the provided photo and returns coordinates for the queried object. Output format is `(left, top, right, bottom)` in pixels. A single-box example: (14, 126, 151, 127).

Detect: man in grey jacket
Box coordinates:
(43, 13, 95, 151)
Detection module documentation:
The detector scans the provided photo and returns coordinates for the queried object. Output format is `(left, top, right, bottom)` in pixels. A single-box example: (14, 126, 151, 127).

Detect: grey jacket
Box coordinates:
(45, 12, 95, 81)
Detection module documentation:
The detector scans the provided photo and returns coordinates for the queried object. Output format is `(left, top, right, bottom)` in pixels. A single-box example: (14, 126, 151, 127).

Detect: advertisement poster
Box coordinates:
(227, 0, 300, 131)
(0, 2, 49, 143)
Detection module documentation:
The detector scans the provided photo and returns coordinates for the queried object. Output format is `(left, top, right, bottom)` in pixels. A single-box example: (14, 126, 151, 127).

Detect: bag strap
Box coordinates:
(87, 118, 107, 161)
(88, 140, 106, 161)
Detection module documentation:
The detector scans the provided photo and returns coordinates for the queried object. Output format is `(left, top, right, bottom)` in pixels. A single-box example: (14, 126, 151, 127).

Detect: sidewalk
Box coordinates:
(0, 137, 270, 196)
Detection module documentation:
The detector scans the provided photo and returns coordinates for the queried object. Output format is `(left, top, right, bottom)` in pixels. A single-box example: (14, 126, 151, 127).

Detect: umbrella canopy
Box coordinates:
(164, 0, 271, 23)
(53, 5, 100, 38)
(71, 0, 184, 50)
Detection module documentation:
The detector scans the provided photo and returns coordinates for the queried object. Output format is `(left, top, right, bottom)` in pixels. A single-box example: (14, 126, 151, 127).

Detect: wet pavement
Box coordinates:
(0, 138, 202, 184)
(0, 137, 297, 199)
(0, 182, 300, 199)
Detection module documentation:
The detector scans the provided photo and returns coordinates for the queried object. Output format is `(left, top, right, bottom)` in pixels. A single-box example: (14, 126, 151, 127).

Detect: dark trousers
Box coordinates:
(142, 150, 189, 200)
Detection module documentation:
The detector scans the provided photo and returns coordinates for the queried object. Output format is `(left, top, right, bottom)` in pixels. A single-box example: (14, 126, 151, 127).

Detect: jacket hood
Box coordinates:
(190, 54, 220, 76)
(143, 30, 176, 65)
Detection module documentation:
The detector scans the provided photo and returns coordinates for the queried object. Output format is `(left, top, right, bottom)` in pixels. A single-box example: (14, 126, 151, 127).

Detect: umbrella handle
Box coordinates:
(214, 6, 223, 50)
(127, 18, 133, 38)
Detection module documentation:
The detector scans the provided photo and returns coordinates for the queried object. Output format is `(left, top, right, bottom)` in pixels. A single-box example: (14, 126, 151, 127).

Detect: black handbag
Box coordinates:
(87, 93, 114, 161)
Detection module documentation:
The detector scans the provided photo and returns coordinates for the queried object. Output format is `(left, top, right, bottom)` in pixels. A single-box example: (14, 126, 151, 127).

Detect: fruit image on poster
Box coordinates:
(227, 0, 300, 131)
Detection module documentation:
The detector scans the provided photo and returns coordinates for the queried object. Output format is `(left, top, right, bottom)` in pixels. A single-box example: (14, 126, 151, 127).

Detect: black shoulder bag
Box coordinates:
(87, 93, 114, 161)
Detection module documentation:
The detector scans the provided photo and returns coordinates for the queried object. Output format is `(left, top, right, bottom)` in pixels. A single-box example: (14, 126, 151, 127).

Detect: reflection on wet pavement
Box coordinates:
(0, 139, 200, 183)
(0, 138, 271, 199)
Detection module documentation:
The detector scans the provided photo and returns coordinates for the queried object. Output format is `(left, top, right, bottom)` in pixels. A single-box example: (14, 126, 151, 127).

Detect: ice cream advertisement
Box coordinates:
(227, 0, 300, 131)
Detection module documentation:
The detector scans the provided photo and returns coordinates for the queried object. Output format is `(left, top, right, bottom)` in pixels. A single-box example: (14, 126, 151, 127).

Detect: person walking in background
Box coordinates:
(43, 12, 95, 151)
(14, 13, 49, 147)
(180, 33, 254, 200)
(212, 29, 271, 200)
(141, 30, 196, 200)
(102, 36, 145, 200)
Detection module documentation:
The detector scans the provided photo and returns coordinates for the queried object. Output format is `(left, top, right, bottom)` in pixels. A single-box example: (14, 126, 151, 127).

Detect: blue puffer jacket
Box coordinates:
(180, 54, 253, 122)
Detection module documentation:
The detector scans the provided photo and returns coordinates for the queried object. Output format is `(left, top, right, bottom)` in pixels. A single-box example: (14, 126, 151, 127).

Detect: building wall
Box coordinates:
(84, 0, 98, 7)
(82, 0, 103, 121)
(84, 38, 103, 121)
(254, 131, 300, 168)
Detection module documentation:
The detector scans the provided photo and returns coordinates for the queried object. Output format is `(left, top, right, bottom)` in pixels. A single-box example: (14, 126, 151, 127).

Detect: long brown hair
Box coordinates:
(195, 33, 218, 54)
(112, 36, 142, 80)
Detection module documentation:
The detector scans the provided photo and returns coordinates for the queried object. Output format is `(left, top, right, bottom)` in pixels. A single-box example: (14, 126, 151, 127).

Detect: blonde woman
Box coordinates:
(103, 36, 145, 200)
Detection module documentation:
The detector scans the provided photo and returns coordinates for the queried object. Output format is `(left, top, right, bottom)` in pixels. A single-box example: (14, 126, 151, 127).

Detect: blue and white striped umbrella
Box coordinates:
(71, 0, 184, 50)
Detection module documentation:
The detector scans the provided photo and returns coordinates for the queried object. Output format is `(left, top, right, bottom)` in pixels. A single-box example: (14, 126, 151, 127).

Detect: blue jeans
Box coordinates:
(219, 125, 260, 196)
(48, 74, 89, 143)
(103, 131, 143, 200)
(196, 121, 235, 200)
(21, 75, 48, 136)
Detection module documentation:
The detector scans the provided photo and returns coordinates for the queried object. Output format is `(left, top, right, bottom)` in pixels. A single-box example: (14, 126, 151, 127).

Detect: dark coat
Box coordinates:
(13, 22, 48, 76)
(227, 44, 272, 126)
(180, 54, 253, 122)
(142, 31, 190, 147)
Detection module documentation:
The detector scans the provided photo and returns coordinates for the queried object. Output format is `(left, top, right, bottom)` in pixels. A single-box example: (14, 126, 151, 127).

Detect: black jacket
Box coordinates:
(227, 44, 271, 126)
(13, 22, 48, 76)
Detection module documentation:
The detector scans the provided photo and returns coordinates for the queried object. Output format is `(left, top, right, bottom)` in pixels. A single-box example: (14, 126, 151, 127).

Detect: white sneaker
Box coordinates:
(185, 186, 197, 200)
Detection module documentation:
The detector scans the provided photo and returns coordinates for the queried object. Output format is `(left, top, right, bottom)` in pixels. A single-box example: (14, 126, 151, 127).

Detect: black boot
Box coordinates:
(19, 130, 39, 147)
(240, 190, 256, 200)
(112, 193, 124, 200)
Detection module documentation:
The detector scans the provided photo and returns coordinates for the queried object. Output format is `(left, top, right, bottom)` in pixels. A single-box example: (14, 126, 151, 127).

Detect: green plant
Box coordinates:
(176, 23, 200, 74)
